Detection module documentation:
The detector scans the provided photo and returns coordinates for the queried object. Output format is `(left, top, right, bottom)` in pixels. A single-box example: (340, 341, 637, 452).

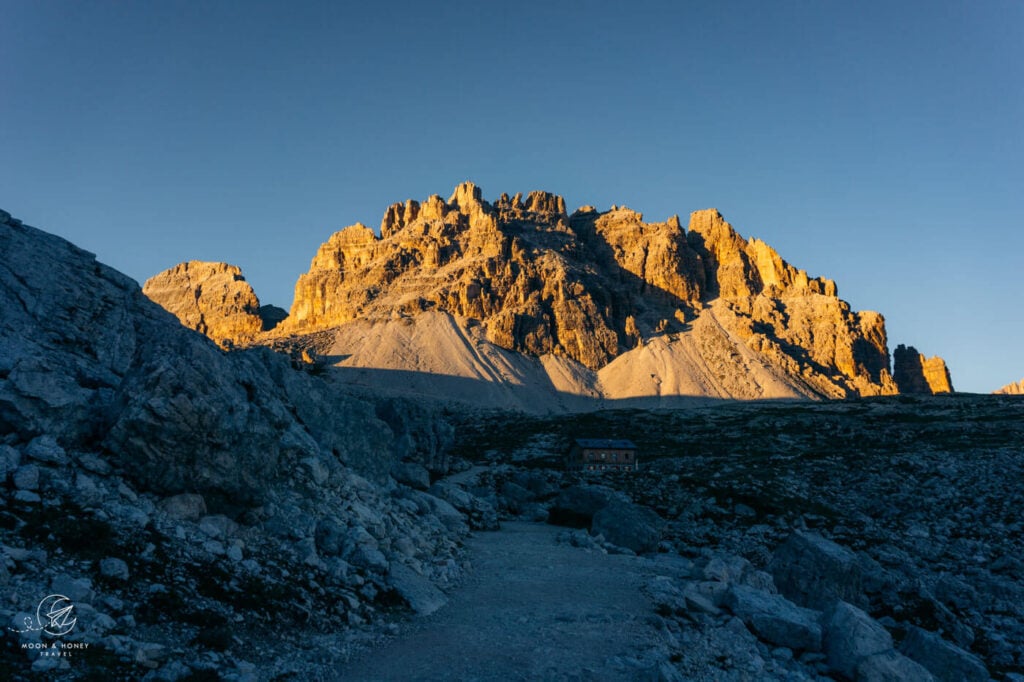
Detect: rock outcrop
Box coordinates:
(142, 261, 281, 345)
(893, 344, 954, 394)
(995, 378, 1024, 395)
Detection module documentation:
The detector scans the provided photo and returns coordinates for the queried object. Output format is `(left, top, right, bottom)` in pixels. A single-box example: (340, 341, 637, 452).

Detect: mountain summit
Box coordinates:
(145, 183, 952, 409)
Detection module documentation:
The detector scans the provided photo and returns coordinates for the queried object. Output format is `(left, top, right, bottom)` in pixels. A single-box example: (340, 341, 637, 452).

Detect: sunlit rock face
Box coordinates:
(995, 378, 1024, 395)
(893, 344, 954, 395)
(143, 261, 266, 345)
(142, 183, 939, 399)
(285, 184, 901, 395)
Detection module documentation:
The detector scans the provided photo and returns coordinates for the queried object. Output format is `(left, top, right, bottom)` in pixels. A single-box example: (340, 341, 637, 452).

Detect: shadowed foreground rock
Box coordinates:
(0, 209, 475, 679)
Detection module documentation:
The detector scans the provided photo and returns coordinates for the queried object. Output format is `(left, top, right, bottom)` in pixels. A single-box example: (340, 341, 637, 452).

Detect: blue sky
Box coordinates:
(2, 1, 1021, 392)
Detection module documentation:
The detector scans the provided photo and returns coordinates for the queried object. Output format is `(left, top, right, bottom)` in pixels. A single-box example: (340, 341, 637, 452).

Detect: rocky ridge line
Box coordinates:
(144, 182, 955, 400)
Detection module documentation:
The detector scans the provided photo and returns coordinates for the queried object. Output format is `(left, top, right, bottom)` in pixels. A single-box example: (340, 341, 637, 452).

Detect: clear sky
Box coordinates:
(2, 1, 1021, 392)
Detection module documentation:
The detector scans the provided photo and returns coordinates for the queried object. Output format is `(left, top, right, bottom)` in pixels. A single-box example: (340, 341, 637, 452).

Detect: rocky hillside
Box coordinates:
(145, 183, 957, 407)
(0, 208, 490, 678)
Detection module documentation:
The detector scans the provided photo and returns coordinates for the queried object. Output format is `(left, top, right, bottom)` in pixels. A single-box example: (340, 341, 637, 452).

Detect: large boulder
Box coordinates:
(428, 482, 498, 531)
(547, 484, 623, 528)
(824, 601, 894, 680)
(856, 651, 935, 682)
(724, 585, 823, 652)
(387, 563, 447, 616)
(899, 626, 989, 682)
(590, 500, 664, 554)
(770, 531, 865, 610)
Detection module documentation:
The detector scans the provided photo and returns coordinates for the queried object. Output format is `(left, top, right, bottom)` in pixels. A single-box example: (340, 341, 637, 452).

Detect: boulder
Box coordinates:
(391, 461, 431, 490)
(100, 557, 130, 581)
(899, 626, 989, 682)
(770, 531, 865, 610)
(547, 484, 621, 528)
(403, 489, 467, 534)
(824, 601, 894, 680)
(590, 500, 664, 554)
(0, 444, 20, 482)
(159, 493, 207, 521)
(856, 650, 935, 681)
(13, 464, 40, 491)
(24, 435, 68, 465)
(724, 585, 823, 652)
(388, 563, 447, 616)
(428, 482, 499, 531)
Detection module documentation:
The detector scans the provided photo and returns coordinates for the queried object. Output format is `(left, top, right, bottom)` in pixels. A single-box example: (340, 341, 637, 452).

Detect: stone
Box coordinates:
(159, 493, 207, 521)
(547, 485, 622, 528)
(770, 531, 865, 610)
(24, 434, 68, 464)
(724, 585, 823, 652)
(75, 471, 103, 506)
(899, 626, 989, 682)
(894, 344, 954, 394)
(428, 482, 498, 531)
(856, 650, 935, 681)
(823, 601, 893, 680)
(134, 642, 168, 669)
(590, 500, 664, 554)
(198, 514, 238, 539)
(0, 444, 20, 481)
(388, 562, 447, 616)
(404, 489, 467, 534)
(13, 464, 40, 490)
(391, 461, 431, 490)
(50, 574, 93, 603)
(76, 452, 112, 476)
(100, 557, 130, 581)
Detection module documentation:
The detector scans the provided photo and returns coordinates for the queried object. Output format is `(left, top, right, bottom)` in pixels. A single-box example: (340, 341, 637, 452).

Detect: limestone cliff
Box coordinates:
(143, 261, 277, 345)
(893, 344, 954, 394)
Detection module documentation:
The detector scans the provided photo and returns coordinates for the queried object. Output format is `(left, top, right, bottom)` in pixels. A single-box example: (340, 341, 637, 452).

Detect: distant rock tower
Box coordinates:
(893, 344, 954, 394)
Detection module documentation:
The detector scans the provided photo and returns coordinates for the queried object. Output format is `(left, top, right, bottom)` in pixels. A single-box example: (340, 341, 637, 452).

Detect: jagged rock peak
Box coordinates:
(381, 199, 420, 238)
(686, 209, 837, 299)
(142, 261, 270, 344)
(447, 181, 485, 209)
(995, 378, 1024, 395)
(893, 344, 954, 394)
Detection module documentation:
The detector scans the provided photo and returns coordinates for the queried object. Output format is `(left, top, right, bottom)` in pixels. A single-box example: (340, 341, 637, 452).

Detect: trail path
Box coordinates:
(337, 522, 674, 681)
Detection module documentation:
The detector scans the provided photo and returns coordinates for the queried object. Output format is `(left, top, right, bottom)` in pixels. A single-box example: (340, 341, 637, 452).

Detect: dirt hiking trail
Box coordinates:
(337, 522, 674, 681)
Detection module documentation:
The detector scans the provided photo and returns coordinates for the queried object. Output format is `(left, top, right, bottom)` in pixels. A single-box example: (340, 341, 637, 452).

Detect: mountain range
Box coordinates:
(143, 183, 954, 411)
